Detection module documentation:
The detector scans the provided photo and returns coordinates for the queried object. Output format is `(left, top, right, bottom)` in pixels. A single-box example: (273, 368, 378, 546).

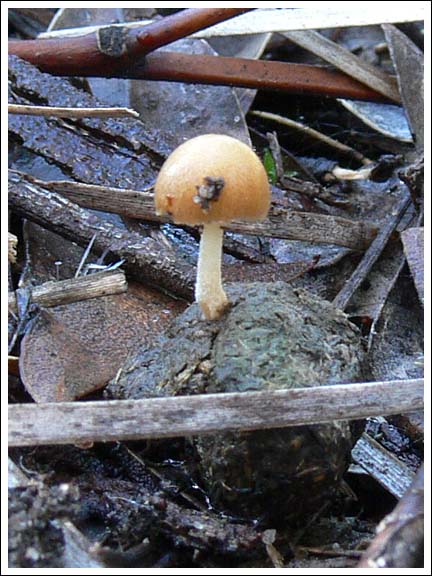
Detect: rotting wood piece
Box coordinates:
(8, 378, 424, 447)
(17, 173, 378, 251)
(8, 171, 194, 301)
(8, 270, 127, 314)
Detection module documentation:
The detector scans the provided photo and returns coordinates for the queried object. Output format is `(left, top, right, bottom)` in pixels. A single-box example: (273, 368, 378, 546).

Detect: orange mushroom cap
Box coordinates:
(155, 134, 270, 225)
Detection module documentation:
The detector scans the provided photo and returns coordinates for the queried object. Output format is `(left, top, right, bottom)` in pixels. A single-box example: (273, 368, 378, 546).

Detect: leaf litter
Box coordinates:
(8, 7, 424, 570)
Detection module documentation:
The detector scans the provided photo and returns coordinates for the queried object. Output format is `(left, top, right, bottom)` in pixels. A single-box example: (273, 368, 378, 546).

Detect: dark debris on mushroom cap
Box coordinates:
(106, 282, 365, 524)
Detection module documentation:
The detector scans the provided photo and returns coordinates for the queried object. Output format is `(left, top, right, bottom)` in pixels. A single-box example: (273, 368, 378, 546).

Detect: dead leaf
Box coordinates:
(19, 282, 185, 402)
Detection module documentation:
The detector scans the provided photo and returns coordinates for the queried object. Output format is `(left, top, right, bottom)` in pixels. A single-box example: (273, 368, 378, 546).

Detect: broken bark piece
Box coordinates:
(358, 465, 424, 568)
(8, 171, 194, 300)
(8, 270, 127, 313)
(351, 433, 416, 499)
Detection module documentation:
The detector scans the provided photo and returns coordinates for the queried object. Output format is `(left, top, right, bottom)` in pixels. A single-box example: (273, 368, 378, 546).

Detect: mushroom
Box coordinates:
(155, 134, 270, 320)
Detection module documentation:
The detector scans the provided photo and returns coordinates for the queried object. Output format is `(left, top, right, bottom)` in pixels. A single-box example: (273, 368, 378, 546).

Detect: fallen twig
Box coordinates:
(251, 110, 371, 165)
(8, 378, 423, 447)
(8, 270, 127, 314)
(13, 172, 378, 251)
(332, 193, 412, 310)
(9, 9, 250, 75)
(8, 103, 140, 118)
(357, 465, 424, 568)
(8, 44, 392, 102)
(8, 171, 194, 300)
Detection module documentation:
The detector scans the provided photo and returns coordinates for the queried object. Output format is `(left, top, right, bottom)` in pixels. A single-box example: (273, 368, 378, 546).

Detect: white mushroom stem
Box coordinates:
(196, 222, 229, 320)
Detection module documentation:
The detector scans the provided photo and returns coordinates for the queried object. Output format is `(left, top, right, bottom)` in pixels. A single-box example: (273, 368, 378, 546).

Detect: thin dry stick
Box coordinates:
(8, 270, 127, 314)
(251, 110, 371, 165)
(8, 103, 140, 118)
(333, 193, 412, 310)
(14, 172, 377, 251)
(8, 378, 423, 447)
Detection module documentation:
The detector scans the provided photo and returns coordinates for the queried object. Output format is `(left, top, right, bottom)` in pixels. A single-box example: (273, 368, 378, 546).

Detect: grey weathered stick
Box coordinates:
(333, 193, 412, 310)
(8, 103, 140, 118)
(8, 378, 423, 447)
(283, 30, 401, 103)
(17, 173, 377, 250)
(8, 270, 127, 314)
(8, 171, 194, 300)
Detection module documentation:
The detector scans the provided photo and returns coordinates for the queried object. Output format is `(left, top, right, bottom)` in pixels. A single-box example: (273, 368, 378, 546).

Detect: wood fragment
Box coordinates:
(147, 493, 262, 557)
(401, 227, 424, 305)
(8, 171, 194, 300)
(8, 270, 127, 314)
(351, 433, 416, 499)
(383, 24, 424, 150)
(8, 378, 423, 447)
(8, 103, 140, 118)
(14, 173, 378, 250)
(332, 193, 412, 310)
(251, 110, 371, 165)
(358, 465, 424, 568)
(8, 232, 18, 263)
(283, 30, 401, 103)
